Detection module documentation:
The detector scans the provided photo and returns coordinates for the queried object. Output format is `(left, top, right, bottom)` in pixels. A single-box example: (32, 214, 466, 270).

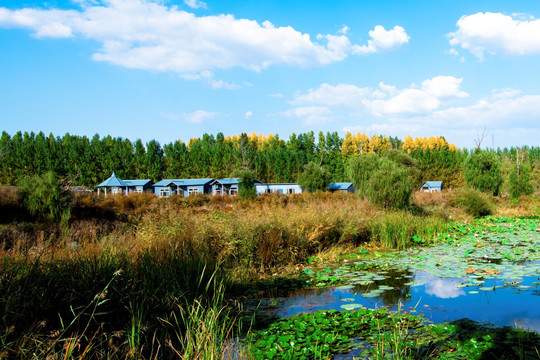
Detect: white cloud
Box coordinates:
(245, 111, 253, 119)
(0, 1, 408, 75)
(289, 76, 540, 147)
(291, 76, 468, 117)
(449, 12, 540, 58)
(182, 110, 221, 123)
(184, 0, 207, 10)
(292, 83, 372, 107)
(282, 106, 333, 125)
(353, 25, 409, 54)
(338, 25, 349, 35)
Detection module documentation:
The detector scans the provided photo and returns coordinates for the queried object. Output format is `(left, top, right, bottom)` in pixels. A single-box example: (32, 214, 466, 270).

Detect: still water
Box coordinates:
(262, 270, 540, 333)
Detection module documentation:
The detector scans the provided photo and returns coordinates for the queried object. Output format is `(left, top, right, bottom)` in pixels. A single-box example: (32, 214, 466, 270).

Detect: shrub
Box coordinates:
(453, 187, 493, 218)
(18, 171, 73, 222)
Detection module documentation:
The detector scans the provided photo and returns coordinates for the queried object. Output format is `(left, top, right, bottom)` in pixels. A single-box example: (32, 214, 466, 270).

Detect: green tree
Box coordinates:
(347, 154, 414, 210)
(232, 169, 257, 200)
(297, 161, 331, 192)
(509, 150, 533, 198)
(464, 150, 503, 196)
(18, 171, 73, 222)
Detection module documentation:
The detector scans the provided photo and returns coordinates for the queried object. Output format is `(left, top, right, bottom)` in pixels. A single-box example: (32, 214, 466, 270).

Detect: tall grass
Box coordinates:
(368, 211, 448, 250)
(0, 237, 234, 359)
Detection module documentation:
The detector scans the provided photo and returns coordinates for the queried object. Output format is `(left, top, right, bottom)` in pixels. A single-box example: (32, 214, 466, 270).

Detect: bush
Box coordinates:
(453, 187, 493, 218)
(18, 172, 73, 222)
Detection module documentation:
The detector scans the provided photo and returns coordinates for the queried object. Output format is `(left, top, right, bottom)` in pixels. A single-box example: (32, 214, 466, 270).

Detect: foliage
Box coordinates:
(453, 187, 493, 218)
(232, 169, 257, 200)
(347, 154, 414, 210)
(464, 150, 503, 196)
(247, 307, 540, 360)
(0, 130, 474, 189)
(296, 161, 331, 192)
(17, 171, 73, 222)
(508, 153, 534, 198)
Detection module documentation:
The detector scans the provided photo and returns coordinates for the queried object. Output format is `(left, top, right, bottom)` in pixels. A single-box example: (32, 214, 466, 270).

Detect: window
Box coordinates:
(288, 188, 294, 194)
(266, 188, 271, 194)
(160, 188, 170, 197)
(134, 189, 142, 194)
(215, 188, 221, 195)
(230, 188, 238, 196)
(188, 188, 200, 196)
(111, 188, 119, 195)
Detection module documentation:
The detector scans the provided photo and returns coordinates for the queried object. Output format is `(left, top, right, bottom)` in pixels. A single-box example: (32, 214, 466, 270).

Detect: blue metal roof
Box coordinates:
(214, 178, 241, 185)
(421, 181, 443, 188)
(328, 182, 354, 190)
(124, 179, 153, 186)
(97, 172, 128, 187)
(153, 178, 214, 187)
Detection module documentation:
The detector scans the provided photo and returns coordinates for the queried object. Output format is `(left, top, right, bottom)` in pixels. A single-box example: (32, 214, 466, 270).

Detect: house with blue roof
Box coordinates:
(328, 182, 355, 193)
(153, 178, 214, 197)
(96, 172, 154, 195)
(256, 183, 303, 195)
(420, 181, 443, 193)
(210, 178, 265, 196)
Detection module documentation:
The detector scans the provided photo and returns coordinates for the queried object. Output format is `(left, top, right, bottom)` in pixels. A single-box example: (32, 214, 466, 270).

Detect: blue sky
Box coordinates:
(1, 0, 540, 148)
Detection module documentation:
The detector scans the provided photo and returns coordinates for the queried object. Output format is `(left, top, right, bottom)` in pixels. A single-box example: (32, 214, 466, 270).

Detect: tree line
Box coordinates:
(0, 131, 538, 196)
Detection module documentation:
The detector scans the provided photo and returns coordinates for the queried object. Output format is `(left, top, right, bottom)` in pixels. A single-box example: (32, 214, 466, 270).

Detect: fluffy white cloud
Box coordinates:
(292, 83, 372, 107)
(282, 106, 333, 125)
(449, 12, 540, 58)
(182, 110, 221, 123)
(289, 76, 539, 147)
(342, 87, 540, 148)
(292, 76, 468, 117)
(353, 25, 410, 54)
(0, 1, 408, 75)
(244, 111, 253, 119)
(184, 0, 207, 10)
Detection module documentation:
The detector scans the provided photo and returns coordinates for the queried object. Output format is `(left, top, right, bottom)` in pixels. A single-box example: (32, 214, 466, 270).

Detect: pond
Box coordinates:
(248, 217, 540, 358)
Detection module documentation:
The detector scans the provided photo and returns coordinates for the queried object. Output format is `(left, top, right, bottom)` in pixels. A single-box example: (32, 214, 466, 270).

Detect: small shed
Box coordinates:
(256, 183, 303, 195)
(328, 182, 355, 193)
(154, 178, 214, 197)
(420, 181, 443, 193)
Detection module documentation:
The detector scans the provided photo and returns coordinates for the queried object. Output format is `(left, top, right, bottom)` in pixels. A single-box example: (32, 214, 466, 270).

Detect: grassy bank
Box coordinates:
(0, 190, 538, 358)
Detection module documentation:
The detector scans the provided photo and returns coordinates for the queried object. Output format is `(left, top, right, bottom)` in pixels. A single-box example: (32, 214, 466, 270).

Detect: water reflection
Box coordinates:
(351, 269, 412, 306)
(259, 271, 540, 334)
(421, 274, 465, 299)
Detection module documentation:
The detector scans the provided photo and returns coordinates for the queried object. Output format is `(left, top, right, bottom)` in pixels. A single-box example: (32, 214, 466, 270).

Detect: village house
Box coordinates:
(96, 174, 353, 197)
(153, 178, 214, 197)
(329, 182, 355, 193)
(420, 181, 443, 193)
(96, 172, 154, 195)
(255, 183, 303, 195)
